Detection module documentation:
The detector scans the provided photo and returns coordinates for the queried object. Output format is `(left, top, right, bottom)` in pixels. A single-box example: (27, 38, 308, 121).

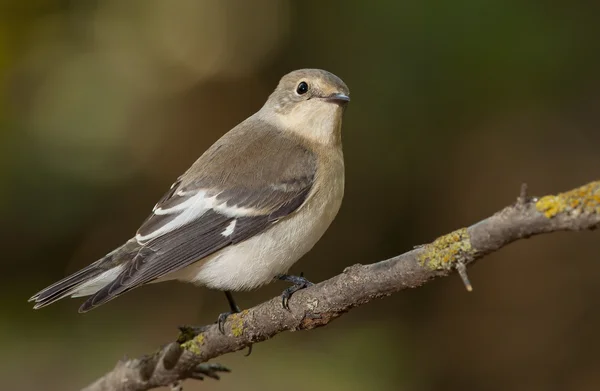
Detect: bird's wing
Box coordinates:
(80, 121, 316, 311)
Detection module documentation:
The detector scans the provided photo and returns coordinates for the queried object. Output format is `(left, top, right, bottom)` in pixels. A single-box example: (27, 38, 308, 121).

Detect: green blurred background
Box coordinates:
(2, 1, 600, 390)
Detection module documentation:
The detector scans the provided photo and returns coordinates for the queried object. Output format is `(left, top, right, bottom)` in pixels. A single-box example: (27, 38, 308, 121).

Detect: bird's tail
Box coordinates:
(29, 260, 108, 309)
(29, 240, 138, 309)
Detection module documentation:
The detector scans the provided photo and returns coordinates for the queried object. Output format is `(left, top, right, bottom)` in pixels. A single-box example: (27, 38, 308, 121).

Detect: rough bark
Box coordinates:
(82, 180, 600, 391)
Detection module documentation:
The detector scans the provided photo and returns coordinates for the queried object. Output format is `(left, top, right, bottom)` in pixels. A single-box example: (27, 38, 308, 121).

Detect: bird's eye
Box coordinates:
(296, 81, 309, 95)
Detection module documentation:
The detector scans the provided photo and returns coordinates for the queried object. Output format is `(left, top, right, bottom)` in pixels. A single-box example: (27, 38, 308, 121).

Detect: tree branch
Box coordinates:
(82, 180, 600, 391)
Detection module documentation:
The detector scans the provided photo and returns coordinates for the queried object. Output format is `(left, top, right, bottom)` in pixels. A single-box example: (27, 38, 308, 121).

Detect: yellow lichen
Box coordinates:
(535, 181, 600, 218)
(181, 333, 204, 355)
(418, 228, 472, 270)
(230, 311, 247, 337)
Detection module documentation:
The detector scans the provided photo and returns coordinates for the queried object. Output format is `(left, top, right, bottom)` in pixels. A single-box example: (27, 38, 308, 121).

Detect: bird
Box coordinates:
(29, 68, 350, 329)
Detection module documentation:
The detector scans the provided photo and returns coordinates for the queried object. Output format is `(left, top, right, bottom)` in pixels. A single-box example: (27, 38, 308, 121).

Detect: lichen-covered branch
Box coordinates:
(82, 180, 600, 391)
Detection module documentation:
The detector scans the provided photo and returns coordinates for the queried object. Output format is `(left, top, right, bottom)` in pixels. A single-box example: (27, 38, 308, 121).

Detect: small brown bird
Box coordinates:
(30, 69, 350, 326)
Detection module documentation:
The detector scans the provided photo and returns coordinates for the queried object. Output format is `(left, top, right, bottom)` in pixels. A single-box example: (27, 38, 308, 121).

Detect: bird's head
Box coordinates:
(262, 69, 350, 145)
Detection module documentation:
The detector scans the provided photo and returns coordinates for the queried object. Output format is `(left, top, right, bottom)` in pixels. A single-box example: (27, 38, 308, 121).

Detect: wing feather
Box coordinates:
(79, 123, 317, 312)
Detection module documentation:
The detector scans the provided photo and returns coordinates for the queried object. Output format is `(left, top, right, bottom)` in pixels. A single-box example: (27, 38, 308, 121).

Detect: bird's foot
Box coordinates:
(217, 310, 238, 334)
(178, 292, 253, 356)
(216, 311, 253, 356)
(218, 291, 242, 334)
(218, 291, 253, 356)
(277, 273, 314, 310)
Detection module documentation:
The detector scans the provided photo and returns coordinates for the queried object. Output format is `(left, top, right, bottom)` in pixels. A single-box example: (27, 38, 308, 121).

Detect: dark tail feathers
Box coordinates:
(29, 260, 107, 309)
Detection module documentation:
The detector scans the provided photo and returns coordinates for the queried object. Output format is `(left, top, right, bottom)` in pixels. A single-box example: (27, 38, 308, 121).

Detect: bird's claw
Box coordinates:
(216, 311, 254, 356)
(277, 273, 314, 310)
(217, 311, 235, 334)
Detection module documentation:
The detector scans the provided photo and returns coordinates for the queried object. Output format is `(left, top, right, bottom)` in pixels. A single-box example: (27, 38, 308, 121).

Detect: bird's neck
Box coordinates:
(263, 103, 344, 147)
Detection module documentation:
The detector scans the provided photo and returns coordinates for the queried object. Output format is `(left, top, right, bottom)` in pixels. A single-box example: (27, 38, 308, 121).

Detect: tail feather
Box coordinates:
(30, 239, 142, 310)
(30, 260, 107, 309)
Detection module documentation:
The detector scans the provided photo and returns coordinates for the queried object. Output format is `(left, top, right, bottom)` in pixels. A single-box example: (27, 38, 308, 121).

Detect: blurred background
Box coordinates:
(2, 1, 600, 390)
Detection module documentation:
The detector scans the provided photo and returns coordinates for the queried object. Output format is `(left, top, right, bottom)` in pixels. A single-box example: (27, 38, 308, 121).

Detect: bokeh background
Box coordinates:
(2, 1, 600, 390)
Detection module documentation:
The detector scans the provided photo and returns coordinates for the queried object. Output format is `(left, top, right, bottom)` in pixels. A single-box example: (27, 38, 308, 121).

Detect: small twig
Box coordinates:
(517, 183, 529, 206)
(456, 262, 473, 292)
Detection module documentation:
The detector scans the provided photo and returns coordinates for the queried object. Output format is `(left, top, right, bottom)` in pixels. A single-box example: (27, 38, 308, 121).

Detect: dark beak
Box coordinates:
(324, 92, 350, 104)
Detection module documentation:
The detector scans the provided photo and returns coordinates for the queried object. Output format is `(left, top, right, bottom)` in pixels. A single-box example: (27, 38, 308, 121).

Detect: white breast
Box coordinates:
(169, 154, 344, 291)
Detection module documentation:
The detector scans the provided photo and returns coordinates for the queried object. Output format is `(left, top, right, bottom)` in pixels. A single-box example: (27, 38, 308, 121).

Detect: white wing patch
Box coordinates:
(137, 190, 217, 243)
(136, 190, 262, 244)
(153, 193, 205, 215)
(221, 220, 237, 237)
(213, 202, 263, 217)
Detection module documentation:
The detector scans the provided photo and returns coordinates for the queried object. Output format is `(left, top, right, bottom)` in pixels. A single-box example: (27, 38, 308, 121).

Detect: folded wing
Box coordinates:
(79, 122, 316, 312)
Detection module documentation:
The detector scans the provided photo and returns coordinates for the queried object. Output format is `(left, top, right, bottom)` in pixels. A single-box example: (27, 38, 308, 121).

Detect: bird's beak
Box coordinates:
(324, 92, 350, 104)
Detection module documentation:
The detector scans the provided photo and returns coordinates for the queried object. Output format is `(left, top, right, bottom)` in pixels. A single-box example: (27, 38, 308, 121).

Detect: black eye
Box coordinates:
(296, 81, 309, 95)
